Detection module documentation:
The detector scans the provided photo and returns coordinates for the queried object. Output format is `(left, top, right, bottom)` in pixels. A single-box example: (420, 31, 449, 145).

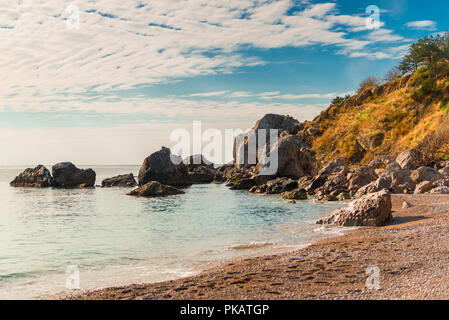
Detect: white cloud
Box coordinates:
(0, 1, 411, 163)
(188, 91, 229, 97)
(0, 0, 406, 101)
(405, 20, 437, 30)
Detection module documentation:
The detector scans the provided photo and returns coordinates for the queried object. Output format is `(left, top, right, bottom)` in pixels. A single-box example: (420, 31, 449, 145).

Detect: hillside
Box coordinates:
(301, 61, 449, 166)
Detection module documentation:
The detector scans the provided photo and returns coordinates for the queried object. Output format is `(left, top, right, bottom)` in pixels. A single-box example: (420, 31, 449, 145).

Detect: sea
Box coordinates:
(0, 165, 346, 299)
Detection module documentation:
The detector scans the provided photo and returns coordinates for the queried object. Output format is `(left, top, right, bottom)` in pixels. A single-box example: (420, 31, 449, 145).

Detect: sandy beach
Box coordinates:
(62, 194, 449, 300)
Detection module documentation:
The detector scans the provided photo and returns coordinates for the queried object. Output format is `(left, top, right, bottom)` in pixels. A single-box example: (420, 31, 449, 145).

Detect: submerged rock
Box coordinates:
(127, 181, 185, 197)
(101, 173, 137, 187)
(138, 147, 192, 187)
(316, 189, 392, 227)
(10, 165, 55, 188)
(52, 162, 96, 188)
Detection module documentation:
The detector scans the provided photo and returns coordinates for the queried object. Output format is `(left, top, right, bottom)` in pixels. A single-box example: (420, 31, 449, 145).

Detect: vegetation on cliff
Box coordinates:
(302, 32, 449, 166)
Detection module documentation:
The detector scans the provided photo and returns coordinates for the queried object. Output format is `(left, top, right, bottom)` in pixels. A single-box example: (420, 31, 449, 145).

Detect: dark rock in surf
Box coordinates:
(101, 173, 137, 188)
(10, 165, 55, 188)
(127, 181, 185, 197)
(52, 162, 96, 188)
(138, 147, 192, 187)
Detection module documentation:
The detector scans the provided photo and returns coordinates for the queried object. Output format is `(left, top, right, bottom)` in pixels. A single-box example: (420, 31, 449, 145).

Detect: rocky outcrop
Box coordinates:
(138, 147, 192, 187)
(396, 148, 423, 171)
(410, 166, 444, 184)
(10, 165, 55, 188)
(52, 162, 96, 188)
(127, 181, 185, 197)
(316, 189, 392, 227)
(101, 173, 137, 187)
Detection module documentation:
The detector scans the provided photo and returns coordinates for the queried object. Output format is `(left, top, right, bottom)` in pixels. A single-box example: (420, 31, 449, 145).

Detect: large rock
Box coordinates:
(316, 189, 392, 227)
(10, 165, 55, 188)
(234, 114, 302, 169)
(52, 162, 96, 188)
(127, 181, 184, 197)
(396, 148, 422, 170)
(138, 147, 192, 187)
(102, 173, 137, 187)
(259, 135, 317, 179)
(410, 166, 444, 184)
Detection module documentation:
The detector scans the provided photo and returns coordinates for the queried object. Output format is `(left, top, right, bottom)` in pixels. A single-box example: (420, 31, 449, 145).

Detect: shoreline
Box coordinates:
(61, 194, 449, 300)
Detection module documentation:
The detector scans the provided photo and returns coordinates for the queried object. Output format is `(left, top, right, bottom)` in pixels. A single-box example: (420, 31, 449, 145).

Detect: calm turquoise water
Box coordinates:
(0, 165, 344, 299)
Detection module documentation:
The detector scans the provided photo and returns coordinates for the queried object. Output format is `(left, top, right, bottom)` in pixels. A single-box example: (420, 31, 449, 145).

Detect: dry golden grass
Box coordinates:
(310, 66, 449, 164)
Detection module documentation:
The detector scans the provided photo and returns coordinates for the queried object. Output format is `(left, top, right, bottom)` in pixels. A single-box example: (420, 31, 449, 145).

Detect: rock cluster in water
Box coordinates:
(10, 162, 96, 189)
(10, 114, 449, 226)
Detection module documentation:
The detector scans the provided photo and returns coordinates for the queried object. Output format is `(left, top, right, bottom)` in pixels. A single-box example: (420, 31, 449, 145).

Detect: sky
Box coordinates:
(1, 0, 448, 165)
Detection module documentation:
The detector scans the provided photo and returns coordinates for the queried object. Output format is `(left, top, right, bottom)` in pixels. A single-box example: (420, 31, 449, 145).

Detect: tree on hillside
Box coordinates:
(358, 76, 379, 92)
(399, 32, 449, 74)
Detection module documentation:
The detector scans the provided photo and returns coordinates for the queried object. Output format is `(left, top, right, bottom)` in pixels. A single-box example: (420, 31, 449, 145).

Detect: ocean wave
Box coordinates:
(228, 242, 273, 250)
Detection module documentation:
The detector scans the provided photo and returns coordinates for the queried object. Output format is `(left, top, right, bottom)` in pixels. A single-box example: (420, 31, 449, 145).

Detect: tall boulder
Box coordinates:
(52, 162, 96, 188)
(234, 114, 302, 169)
(317, 189, 392, 227)
(259, 135, 317, 179)
(10, 165, 55, 188)
(138, 147, 192, 187)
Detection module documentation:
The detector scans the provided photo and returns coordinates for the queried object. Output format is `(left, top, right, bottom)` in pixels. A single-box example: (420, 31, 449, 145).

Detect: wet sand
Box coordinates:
(64, 194, 449, 300)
